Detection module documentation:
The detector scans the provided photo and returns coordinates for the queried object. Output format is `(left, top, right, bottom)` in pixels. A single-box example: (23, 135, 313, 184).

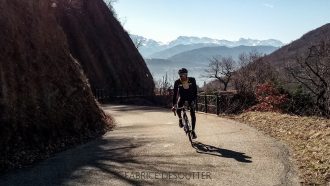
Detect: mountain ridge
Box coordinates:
(130, 34, 284, 58)
(169, 45, 278, 63)
(146, 45, 278, 86)
(262, 23, 330, 67)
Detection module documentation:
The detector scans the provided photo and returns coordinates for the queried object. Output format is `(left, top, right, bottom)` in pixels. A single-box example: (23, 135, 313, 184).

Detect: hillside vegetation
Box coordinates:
(200, 23, 330, 184)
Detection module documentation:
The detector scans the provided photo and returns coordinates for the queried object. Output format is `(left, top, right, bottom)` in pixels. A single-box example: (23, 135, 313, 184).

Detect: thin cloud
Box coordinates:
(263, 3, 274, 8)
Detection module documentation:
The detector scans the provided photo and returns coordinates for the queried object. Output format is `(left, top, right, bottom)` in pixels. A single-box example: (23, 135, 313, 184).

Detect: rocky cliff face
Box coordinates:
(55, 0, 155, 95)
(0, 0, 110, 171)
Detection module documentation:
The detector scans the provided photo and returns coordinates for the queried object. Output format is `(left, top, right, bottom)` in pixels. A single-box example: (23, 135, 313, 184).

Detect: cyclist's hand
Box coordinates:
(171, 107, 176, 112)
(171, 107, 176, 116)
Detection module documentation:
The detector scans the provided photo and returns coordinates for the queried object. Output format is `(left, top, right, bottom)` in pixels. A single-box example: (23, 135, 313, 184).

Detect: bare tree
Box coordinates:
(154, 73, 172, 95)
(238, 50, 262, 67)
(131, 36, 145, 49)
(286, 41, 330, 116)
(106, 0, 118, 17)
(205, 56, 236, 91)
(233, 51, 276, 93)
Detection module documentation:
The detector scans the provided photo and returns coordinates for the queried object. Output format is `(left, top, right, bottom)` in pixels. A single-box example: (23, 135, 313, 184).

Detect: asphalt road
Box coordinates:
(0, 105, 300, 186)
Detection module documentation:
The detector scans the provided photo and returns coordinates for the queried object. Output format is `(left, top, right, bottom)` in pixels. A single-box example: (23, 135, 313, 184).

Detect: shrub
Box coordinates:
(247, 82, 288, 112)
(282, 86, 317, 116)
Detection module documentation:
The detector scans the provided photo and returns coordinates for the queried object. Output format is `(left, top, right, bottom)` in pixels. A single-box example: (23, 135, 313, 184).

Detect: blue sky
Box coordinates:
(111, 0, 330, 44)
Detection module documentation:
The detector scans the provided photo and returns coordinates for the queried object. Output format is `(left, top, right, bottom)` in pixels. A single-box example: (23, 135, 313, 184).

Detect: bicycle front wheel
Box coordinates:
(187, 131, 193, 144)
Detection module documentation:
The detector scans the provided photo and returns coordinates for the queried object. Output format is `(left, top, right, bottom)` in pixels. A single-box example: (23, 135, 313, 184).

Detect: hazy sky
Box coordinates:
(112, 0, 330, 44)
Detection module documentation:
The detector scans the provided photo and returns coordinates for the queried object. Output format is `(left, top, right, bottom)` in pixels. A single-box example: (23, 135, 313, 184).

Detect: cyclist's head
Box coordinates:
(178, 68, 188, 80)
(178, 68, 188, 75)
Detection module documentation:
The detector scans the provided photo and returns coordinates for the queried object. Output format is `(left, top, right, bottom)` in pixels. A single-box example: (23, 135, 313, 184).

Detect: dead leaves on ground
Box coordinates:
(227, 112, 329, 185)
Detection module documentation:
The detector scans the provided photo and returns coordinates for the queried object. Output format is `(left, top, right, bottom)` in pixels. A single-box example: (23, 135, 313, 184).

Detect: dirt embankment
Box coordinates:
(0, 0, 112, 172)
(226, 112, 330, 185)
(55, 0, 155, 95)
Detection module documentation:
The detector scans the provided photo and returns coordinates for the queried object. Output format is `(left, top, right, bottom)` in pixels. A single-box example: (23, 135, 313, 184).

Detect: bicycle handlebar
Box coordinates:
(172, 101, 195, 116)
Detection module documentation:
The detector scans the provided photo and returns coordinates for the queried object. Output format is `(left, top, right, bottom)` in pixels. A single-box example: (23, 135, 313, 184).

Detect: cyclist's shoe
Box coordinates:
(179, 118, 183, 128)
(192, 131, 197, 139)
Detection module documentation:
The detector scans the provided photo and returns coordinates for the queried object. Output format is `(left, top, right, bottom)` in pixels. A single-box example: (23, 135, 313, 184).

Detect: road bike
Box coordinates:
(173, 101, 194, 145)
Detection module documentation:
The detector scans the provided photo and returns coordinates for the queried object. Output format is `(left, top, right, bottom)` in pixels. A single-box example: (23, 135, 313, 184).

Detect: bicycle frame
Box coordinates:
(174, 102, 193, 144)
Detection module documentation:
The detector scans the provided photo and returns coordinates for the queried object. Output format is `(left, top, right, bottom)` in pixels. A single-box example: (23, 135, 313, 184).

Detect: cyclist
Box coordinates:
(171, 68, 198, 139)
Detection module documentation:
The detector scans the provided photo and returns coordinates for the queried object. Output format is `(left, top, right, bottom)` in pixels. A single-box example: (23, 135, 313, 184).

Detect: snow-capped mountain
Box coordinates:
(130, 35, 284, 58)
(167, 36, 225, 46)
(130, 35, 167, 57)
(235, 38, 283, 47)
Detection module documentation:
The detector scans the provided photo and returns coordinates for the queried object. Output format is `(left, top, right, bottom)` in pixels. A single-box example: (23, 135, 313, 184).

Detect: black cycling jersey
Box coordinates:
(172, 77, 197, 105)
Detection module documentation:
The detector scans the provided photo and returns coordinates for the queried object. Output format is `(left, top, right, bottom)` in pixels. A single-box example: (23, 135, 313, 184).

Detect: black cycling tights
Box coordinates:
(176, 100, 196, 131)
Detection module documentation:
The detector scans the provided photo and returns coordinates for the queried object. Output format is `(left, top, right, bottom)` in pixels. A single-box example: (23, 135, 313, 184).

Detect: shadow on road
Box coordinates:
(102, 105, 166, 112)
(0, 137, 153, 186)
(192, 141, 252, 163)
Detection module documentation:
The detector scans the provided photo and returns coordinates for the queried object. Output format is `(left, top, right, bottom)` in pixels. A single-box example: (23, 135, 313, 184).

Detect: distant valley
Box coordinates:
(131, 35, 281, 86)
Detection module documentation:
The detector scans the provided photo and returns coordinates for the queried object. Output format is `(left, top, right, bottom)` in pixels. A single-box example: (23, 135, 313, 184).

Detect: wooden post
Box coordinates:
(216, 95, 220, 115)
(120, 88, 123, 103)
(204, 94, 208, 113)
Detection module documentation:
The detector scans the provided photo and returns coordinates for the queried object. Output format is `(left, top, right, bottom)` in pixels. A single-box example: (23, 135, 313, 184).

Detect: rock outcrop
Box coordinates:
(54, 0, 155, 95)
(0, 0, 110, 171)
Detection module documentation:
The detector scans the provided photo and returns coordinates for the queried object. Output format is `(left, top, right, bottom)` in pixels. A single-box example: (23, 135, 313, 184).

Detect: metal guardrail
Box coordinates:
(95, 88, 236, 115)
(196, 94, 219, 114)
(196, 92, 236, 115)
(94, 88, 154, 103)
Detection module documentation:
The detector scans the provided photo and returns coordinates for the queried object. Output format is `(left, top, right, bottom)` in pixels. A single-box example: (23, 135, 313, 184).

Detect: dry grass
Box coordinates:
(225, 112, 330, 185)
